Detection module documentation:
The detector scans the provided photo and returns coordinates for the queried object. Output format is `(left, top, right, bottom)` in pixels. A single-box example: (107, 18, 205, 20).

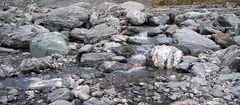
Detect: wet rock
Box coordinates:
(126, 10, 146, 26)
(233, 36, 240, 45)
(170, 99, 198, 105)
(47, 88, 71, 102)
(28, 78, 62, 90)
(120, 1, 145, 13)
(70, 28, 88, 42)
(0, 25, 49, 49)
(0, 64, 18, 78)
(85, 23, 118, 44)
(19, 57, 54, 72)
(80, 53, 115, 67)
(49, 100, 72, 105)
(165, 25, 179, 35)
(213, 32, 234, 48)
(173, 29, 219, 56)
(175, 62, 192, 73)
(30, 32, 70, 57)
(44, 6, 89, 29)
(83, 97, 111, 105)
(99, 61, 130, 73)
(217, 14, 239, 27)
(129, 54, 146, 67)
(191, 62, 219, 78)
(148, 45, 183, 69)
(72, 85, 90, 100)
(149, 15, 169, 26)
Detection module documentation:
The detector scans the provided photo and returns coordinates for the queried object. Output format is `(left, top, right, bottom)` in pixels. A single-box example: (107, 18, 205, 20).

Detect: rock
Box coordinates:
(97, 2, 118, 12)
(120, 1, 145, 13)
(217, 14, 239, 27)
(156, 81, 190, 89)
(25, 91, 35, 100)
(154, 37, 173, 45)
(175, 62, 192, 73)
(126, 10, 146, 26)
(0, 65, 17, 78)
(103, 42, 121, 49)
(44, 6, 89, 29)
(72, 85, 90, 100)
(173, 29, 219, 56)
(85, 24, 118, 44)
(175, 11, 210, 25)
(210, 90, 224, 97)
(80, 53, 115, 67)
(28, 78, 62, 90)
(165, 25, 179, 35)
(19, 57, 54, 72)
(70, 28, 88, 42)
(49, 100, 72, 105)
(191, 62, 219, 78)
(99, 61, 130, 73)
(47, 88, 71, 102)
(170, 99, 198, 105)
(149, 15, 169, 26)
(78, 44, 93, 53)
(233, 36, 240, 45)
(148, 45, 183, 69)
(230, 57, 240, 72)
(236, 23, 240, 36)
(62, 76, 75, 88)
(213, 32, 233, 48)
(199, 21, 219, 35)
(71, 2, 91, 9)
(128, 36, 150, 45)
(83, 97, 110, 105)
(111, 45, 136, 57)
(147, 25, 164, 37)
(182, 56, 199, 63)
(111, 35, 128, 42)
(0, 47, 17, 55)
(0, 25, 49, 49)
(218, 73, 240, 81)
(129, 54, 146, 67)
(30, 32, 70, 57)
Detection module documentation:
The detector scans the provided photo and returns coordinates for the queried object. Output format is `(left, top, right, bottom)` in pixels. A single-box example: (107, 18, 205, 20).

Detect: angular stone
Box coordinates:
(217, 14, 239, 27)
(176, 62, 192, 73)
(166, 25, 179, 35)
(47, 88, 71, 102)
(72, 85, 90, 100)
(149, 15, 169, 26)
(99, 61, 130, 73)
(19, 57, 54, 72)
(191, 62, 219, 78)
(213, 32, 234, 48)
(126, 10, 146, 26)
(70, 28, 88, 42)
(30, 32, 70, 57)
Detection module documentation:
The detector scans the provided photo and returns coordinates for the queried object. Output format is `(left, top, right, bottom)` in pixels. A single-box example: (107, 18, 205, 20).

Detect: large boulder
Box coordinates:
(0, 25, 49, 49)
(173, 29, 219, 56)
(217, 14, 239, 27)
(120, 1, 145, 13)
(147, 45, 183, 69)
(84, 24, 118, 44)
(30, 32, 70, 57)
(44, 6, 89, 30)
(126, 10, 146, 26)
(191, 62, 219, 79)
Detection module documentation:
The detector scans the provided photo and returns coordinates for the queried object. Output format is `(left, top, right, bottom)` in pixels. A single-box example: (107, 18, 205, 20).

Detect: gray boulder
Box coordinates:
(120, 1, 145, 13)
(217, 14, 239, 27)
(0, 25, 49, 49)
(99, 61, 130, 73)
(149, 15, 169, 26)
(80, 53, 116, 67)
(83, 97, 110, 105)
(49, 100, 72, 105)
(191, 62, 219, 78)
(30, 32, 70, 57)
(72, 85, 90, 100)
(47, 88, 71, 102)
(0, 47, 17, 55)
(70, 28, 88, 42)
(0, 65, 18, 78)
(44, 6, 89, 29)
(175, 62, 192, 73)
(173, 29, 219, 56)
(148, 45, 183, 69)
(126, 10, 146, 26)
(85, 24, 118, 44)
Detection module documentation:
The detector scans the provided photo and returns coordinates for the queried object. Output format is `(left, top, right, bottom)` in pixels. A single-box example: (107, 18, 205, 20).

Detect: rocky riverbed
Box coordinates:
(0, 1, 240, 105)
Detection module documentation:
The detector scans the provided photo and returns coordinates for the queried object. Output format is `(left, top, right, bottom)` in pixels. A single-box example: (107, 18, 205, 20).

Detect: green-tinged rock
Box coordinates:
(30, 32, 70, 57)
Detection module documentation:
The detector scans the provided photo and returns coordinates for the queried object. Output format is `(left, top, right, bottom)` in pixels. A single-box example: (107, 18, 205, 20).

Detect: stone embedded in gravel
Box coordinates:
(80, 53, 116, 67)
(213, 32, 234, 48)
(19, 57, 54, 72)
(149, 15, 169, 26)
(49, 100, 72, 105)
(191, 62, 219, 78)
(28, 78, 62, 90)
(44, 6, 89, 29)
(0, 25, 49, 49)
(99, 61, 130, 73)
(175, 62, 192, 73)
(148, 45, 183, 69)
(126, 10, 146, 26)
(30, 32, 70, 57)
(217, 14, 239, 27)
(70, 28, 88, 42)
(173, 29, 219, 56)
(72, 85, 90, 100)
(85, 23, 119, 44)
(47, 88, 71, 102)
(120, 1, 145, 13)
(0, 65, 17, 78)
